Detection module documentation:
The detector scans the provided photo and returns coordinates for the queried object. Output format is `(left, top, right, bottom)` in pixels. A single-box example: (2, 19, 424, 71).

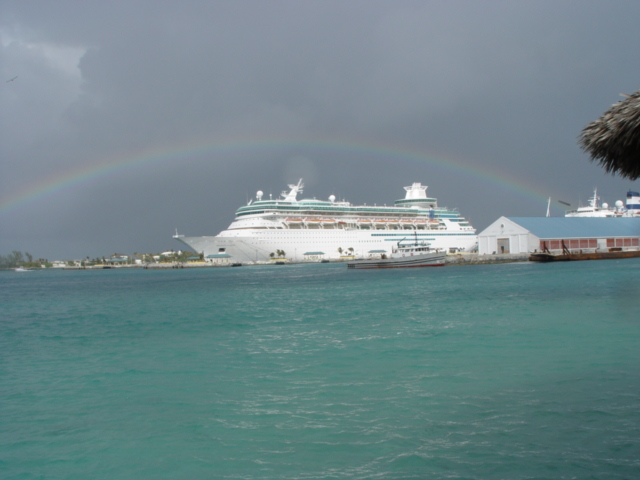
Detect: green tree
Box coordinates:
(0, 251, 25, 268)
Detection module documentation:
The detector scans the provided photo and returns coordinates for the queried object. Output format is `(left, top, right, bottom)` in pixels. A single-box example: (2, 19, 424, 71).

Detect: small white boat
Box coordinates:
(14, 267, 32, 272)
(347, 237, 445, 269)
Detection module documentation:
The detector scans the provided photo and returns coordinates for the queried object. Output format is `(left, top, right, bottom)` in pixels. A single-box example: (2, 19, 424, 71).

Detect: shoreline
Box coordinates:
(4, 253, 532, 270)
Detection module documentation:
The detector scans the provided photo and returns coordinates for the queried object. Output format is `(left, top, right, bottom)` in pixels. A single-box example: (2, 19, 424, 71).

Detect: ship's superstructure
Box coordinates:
(174, 179, 477, 263)
(565, 189, 640, 217)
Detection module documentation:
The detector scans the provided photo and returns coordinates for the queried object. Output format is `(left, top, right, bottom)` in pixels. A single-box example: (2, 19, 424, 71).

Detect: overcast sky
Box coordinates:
(1, 1, 639, 260)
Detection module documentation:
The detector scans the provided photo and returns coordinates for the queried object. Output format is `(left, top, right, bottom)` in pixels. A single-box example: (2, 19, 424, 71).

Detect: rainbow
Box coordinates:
(0, 136, 553, 215)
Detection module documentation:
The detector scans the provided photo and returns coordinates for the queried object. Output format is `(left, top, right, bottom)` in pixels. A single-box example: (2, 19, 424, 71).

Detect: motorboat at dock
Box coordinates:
(347, 235, 445, 269)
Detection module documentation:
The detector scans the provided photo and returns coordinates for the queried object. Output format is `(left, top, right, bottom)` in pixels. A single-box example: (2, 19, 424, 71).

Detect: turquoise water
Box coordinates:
(2, 260, 640, 479)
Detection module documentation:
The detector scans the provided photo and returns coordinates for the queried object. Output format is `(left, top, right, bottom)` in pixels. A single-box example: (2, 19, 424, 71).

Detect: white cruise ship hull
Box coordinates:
(175, 229, 476, 263)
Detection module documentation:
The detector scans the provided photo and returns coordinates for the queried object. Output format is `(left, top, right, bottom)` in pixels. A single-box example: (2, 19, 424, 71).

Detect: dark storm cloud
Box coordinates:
(1, 1, 639, 259)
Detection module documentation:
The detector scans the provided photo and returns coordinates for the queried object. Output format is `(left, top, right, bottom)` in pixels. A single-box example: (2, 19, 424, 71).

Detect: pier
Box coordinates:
(445, 253, 529, 265)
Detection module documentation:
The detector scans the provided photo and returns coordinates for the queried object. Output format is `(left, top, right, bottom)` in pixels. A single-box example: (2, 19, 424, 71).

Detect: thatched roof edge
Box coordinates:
(579, 90, 640, 181)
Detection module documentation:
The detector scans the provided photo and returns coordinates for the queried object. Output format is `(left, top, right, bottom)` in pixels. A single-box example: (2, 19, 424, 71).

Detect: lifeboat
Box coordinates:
(373, 219, 388, 229)
(304, 218, 322, 228)
(414, 219, 427, 229)
(400, 220, 415, 229)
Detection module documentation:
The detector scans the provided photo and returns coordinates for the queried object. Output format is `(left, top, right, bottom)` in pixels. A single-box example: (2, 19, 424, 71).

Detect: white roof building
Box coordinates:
(478, 217, 640, 255)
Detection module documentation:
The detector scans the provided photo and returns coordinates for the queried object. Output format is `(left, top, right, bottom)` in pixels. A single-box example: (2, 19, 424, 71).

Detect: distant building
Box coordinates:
(106, 257, 127, 265)
(206, 253, 231, 265)
(106, 253, 129, 265)
(478, 217, 640, 255)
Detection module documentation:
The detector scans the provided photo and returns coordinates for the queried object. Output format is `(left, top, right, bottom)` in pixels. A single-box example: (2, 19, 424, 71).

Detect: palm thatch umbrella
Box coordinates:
(579, 90, 640, 180)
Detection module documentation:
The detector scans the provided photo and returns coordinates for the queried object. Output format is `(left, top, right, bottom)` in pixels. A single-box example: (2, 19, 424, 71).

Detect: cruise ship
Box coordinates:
(564, 189, 640, 217)
(173, 180, 477, 263)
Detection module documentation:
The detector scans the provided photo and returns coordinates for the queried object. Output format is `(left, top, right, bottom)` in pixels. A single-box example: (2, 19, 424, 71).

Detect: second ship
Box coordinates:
(174, 179, 477, 263)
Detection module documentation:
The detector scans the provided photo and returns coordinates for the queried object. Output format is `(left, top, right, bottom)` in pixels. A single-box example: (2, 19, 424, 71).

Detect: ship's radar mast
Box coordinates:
(281, 179, 304, 201)
(587, 188, 600, 208)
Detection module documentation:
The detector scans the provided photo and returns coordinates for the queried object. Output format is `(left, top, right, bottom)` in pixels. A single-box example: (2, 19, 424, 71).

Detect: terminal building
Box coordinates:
(478, 217, 640, 255)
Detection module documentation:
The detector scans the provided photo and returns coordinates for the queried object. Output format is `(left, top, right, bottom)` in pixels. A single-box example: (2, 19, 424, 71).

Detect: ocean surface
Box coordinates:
(2, 259, 640, 479)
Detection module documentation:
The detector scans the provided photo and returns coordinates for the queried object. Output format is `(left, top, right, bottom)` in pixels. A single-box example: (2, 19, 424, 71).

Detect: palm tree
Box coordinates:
(579, 89, 640, 180)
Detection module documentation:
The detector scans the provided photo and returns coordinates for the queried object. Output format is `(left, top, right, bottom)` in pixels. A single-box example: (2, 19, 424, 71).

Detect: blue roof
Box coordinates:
(303, 251, 325, 255)
(206, 253, 231, 258)
(507, 217, 640, 239)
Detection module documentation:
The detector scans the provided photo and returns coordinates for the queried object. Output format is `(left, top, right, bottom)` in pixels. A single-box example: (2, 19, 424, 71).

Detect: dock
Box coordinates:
(529, 249, 640, 262)
(445, 253, 529, 265)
